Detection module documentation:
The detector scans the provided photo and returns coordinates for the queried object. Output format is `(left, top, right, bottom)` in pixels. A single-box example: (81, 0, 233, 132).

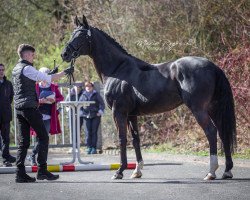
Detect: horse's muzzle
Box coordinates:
(61, 51, 71, 63)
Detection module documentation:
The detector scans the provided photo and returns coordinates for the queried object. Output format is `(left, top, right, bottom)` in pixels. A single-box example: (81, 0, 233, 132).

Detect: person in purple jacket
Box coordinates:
(79, 81, 105, 154)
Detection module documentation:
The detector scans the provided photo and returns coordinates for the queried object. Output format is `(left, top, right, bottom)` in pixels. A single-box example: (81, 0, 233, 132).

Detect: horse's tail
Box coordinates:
(211, 67, 237, 154)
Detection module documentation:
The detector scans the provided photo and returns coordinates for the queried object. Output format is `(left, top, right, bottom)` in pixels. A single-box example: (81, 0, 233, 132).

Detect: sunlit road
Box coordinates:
(0, 151, 249, 200)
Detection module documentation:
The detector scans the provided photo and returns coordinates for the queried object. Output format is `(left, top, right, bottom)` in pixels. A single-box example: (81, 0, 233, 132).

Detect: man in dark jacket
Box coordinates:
(12, 44, 73, 183)
(0, 63, 16, 167)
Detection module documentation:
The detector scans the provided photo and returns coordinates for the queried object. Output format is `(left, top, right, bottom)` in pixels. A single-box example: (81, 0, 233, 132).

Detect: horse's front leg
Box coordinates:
(111, 110, 128, 180)
(128, 116, 144, 178)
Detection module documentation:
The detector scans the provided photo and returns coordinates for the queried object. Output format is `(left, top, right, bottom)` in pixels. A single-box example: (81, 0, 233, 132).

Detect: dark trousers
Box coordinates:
(32, 119, 51, 158)
(0, 121, 11, 162)
(16, 108, 49, 174)
(84, 117, 101, 149)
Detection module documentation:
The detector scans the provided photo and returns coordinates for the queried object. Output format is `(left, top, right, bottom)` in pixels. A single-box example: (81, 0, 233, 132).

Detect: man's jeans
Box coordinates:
(16, 108, 49, 174)
(32, 119, 51, 157)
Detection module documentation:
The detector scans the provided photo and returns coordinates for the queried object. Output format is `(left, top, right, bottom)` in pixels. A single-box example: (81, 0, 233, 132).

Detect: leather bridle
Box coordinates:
(67, 28, 92, 59)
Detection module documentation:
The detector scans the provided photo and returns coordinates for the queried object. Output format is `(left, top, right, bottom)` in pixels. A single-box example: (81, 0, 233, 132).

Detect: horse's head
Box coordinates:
(61, 15, 91, 62)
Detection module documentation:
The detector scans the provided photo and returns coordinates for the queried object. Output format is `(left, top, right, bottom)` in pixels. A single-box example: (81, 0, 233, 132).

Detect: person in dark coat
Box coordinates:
(12, 44, 73, 183)
(79, 81, 105, 154)
(0, 63, 16, 167)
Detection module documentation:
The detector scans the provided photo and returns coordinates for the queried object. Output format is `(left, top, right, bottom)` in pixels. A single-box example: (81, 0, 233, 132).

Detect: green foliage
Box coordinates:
(36, 45, 65, 69)
(146, 143, 250, 159)
(232, 149, 250, 159)
(0, 0, 56, 76)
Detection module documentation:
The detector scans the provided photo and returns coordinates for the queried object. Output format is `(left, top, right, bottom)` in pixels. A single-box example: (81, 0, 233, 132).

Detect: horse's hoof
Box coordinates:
(204, 173, 216, 180)
(130, 171, 142, 179)
(111, 173, 123, 180)
(222, 171, 233, 179)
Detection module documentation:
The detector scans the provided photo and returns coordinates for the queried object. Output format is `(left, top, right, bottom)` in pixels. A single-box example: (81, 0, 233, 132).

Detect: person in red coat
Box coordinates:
(29, 67, 64, 165)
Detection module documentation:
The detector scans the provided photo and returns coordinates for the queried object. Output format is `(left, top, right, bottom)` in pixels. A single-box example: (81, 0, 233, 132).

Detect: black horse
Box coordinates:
(61, 16, 236, 180)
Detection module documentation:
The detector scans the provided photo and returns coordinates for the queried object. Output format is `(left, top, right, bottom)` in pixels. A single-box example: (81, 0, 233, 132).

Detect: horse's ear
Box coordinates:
(82, 15, 89, 29)
(74, 16, 81, 27)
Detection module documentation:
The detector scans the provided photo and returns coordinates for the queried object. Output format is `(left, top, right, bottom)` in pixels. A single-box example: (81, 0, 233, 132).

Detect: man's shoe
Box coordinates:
(3, 161, 12, 167)
(15, 173, 36, 183)
(37, 170, 59, 181)
(91, 148, 97, 154)
(8, 155, 16, 163)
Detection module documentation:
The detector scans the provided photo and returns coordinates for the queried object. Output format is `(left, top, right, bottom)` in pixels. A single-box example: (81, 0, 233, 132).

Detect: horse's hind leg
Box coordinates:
(209, 114, 233, 179)
(128, 116, 144, 178)
(221, 142, 233, 179)
(191, 109, 219, 180)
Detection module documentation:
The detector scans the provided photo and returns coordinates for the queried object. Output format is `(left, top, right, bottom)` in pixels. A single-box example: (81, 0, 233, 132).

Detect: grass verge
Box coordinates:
(143, 142, 250, 159)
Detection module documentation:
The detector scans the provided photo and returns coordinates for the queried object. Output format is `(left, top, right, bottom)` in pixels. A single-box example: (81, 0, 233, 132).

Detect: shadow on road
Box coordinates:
(33, 178, 250, 185)
(144, 162, 182, 166)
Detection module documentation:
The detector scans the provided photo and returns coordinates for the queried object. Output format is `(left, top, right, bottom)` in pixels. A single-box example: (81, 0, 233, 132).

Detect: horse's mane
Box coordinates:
(93, 27, 156, 71)
(93, 27, 131, 56)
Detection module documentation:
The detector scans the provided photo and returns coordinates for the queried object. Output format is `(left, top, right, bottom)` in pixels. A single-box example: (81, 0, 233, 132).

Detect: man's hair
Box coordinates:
(0, 63, 4, 67)
(17, 44, 35, 58)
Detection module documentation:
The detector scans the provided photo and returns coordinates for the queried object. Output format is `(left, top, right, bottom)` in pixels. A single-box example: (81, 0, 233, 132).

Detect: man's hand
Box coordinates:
(64, 66, 74, 75)
(48, 66, 59, 75)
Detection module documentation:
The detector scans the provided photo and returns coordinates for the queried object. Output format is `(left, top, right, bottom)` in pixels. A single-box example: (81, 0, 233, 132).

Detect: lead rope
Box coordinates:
(67, 58, 75, 86)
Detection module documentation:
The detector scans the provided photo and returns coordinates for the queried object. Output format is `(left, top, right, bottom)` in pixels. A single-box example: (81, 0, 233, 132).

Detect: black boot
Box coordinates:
(37, 169, 59, 181)
(3, 160, 12, 167)
(2, 155, 16, 166)
(8, 155, 16, 163)
(15, 173, 36, 183)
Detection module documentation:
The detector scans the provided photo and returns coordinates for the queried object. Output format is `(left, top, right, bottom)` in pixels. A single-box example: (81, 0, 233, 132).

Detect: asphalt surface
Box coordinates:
(0, 150, 250, 200)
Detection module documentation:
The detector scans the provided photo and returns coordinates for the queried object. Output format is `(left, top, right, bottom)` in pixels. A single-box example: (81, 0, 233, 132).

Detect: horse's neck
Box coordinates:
(91, 28, 134, 79)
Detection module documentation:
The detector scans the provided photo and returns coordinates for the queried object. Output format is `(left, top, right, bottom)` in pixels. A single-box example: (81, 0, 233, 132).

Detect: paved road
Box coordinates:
(0, 150, 250, 200)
